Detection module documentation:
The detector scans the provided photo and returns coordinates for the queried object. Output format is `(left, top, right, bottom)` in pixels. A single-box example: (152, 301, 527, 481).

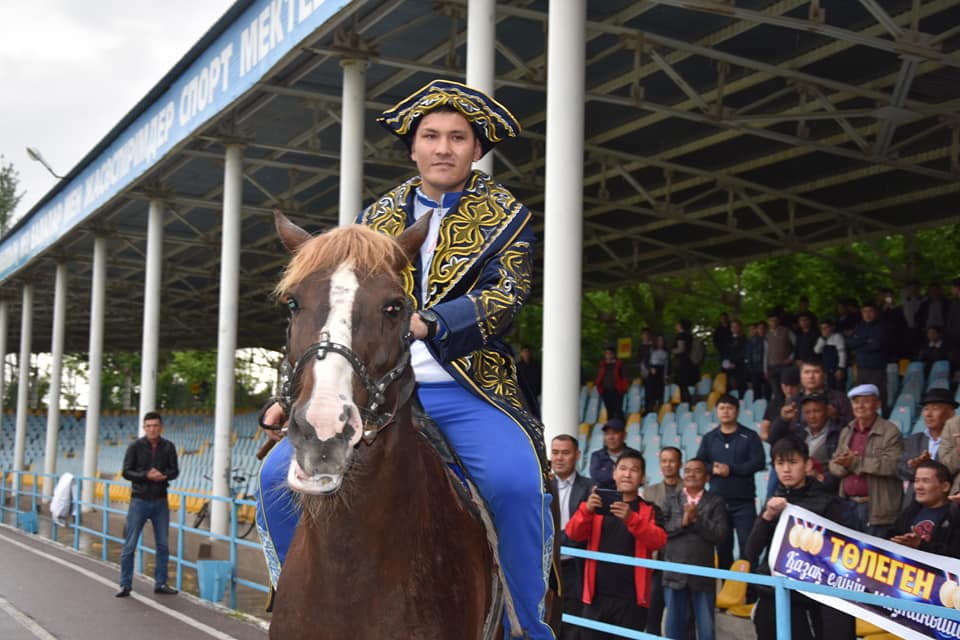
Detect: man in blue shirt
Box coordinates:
(695, 394, 766, 571)
(590, 418, 639, 490)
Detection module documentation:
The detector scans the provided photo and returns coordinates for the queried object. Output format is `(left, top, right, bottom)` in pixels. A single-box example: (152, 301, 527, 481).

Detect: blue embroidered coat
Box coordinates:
(357, 170, 547, 469)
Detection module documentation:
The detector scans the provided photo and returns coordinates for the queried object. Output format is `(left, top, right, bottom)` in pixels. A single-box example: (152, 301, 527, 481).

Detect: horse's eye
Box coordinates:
(286, 297, 299, 312)
(382, 299, 404, 317)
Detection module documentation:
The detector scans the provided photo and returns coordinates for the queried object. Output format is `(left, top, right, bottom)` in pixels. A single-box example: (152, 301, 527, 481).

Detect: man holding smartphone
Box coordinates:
(566, 451, 666, 637)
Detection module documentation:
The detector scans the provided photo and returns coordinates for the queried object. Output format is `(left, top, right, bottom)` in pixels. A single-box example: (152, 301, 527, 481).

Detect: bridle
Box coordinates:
(278, 328, 415, 445)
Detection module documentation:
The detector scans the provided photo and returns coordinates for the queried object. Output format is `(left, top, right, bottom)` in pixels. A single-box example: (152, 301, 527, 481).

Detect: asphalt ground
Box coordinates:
(0, 523, 268, 640)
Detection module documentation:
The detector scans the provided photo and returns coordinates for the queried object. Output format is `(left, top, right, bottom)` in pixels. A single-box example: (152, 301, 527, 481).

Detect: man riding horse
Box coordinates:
(257, 79, 555, 639)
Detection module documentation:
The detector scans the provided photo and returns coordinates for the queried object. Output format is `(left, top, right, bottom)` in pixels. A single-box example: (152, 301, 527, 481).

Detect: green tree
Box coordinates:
(0, 155, 23, 235)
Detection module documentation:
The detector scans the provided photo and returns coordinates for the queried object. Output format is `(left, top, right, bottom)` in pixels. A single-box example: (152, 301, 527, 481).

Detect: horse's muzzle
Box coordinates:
(286, 428, 354, 495)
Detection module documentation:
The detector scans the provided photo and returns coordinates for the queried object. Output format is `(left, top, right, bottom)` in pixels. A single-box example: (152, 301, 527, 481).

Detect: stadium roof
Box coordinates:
(2, 0, 960, 353)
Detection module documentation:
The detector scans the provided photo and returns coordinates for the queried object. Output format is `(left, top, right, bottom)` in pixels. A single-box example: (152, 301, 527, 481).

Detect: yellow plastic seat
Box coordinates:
(727, 602, 754, 618)
(712, 372, 727, 394)
(658, 403, 673, 423)
(706, 390, 721, 411)
(864, 634, 900, 640)
(670, 385, 682, 404)
(856, 619, 884, 636)
(716, 559, 751, 610)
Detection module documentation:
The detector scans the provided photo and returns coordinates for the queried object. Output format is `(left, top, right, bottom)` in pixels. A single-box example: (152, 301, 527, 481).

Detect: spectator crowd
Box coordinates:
(549, 279, 960, 639)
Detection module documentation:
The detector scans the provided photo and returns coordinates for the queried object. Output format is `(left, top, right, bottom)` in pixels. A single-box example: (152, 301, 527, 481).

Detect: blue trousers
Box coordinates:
(717, 499, 756, 571)
(119, 496, 170, 588)
(664, 586, 715, 640)
(257, 382, 555, 639)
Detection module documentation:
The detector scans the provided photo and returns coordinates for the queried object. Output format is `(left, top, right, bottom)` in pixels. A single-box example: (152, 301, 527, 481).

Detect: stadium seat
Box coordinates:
(716, 559, 751, 609)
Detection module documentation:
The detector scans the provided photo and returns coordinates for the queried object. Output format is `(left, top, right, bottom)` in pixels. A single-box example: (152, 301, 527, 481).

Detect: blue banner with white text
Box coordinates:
(770, 505, 960, 640)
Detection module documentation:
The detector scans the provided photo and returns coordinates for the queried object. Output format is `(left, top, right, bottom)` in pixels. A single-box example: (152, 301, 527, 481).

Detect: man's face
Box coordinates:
(604, 428, 626, 451)
(716, 402, 738, 425)
(774, 453, 807, 489)
(731, 320, 742, 336)
(520, 347, 532, 363)
(927, 327, 941, 344)
(820, 322, 833, 337)
(550, 438, 579, 478)
(767, 316, 779, 329)
(409, 111, 481, 199)
(613, 458, 644, 494)
(799, 315, 811, 331)
(803, 401, 828, 431)
(781, 383, 800, 399)
(682, 460, 708, 493)
(923, 403, 954, 431)
(851, 395, 880, 421)
(659, 449, 681, 481)
(604, 349, 616, 362)
(143, 418, 163, 443)
(641, 330, 652, 342)
(861, 306, 877, 323)
(914, 467, 949, 507)
(801, 364, 825, 392)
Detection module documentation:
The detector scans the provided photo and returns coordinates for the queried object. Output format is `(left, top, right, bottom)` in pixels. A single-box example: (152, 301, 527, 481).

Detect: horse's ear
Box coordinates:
(395, 211, 431, 264)
(274, 209, 313, 253)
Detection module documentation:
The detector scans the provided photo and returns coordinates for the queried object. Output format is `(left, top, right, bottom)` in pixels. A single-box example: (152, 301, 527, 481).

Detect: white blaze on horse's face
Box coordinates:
(288, 263, 364, 495)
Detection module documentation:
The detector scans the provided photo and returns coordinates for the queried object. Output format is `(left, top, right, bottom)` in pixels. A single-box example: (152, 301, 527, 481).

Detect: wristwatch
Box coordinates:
(419, 309, 440, 340)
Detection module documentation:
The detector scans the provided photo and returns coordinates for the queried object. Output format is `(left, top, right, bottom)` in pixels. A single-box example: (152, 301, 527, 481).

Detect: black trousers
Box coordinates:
(753, 590, 855, 640)
(581, 595, 647, 640)
(559, 559, 584, 640)
(601, 390, 625, 422)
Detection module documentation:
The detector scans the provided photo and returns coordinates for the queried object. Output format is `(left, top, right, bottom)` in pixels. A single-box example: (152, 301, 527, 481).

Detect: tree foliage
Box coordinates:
(0, 155, 23, 236)
(516, 224, 960, 381)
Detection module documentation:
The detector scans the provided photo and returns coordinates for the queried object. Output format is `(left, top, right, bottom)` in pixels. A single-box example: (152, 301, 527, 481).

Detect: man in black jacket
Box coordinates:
(745, 437, 855, 640)
(116, 411, 179, 597)
(890, 459, 960, 557)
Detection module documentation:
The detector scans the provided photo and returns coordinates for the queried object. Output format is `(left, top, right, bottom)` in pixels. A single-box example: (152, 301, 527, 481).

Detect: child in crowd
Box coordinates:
(566, 450, 666, 638)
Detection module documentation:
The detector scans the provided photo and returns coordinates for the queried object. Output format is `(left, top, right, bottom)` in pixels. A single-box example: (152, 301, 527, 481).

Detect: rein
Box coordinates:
(281, 329, 414, 445)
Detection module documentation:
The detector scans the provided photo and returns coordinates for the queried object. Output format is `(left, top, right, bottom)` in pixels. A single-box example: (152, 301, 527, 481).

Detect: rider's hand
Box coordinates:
(409, 313, 428, 340)
(261, 403, 287, 440)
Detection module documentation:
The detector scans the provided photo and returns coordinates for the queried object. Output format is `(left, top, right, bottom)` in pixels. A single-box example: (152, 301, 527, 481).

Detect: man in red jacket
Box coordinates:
(566, 450, 666, 638)
(596, 347, 629, 422)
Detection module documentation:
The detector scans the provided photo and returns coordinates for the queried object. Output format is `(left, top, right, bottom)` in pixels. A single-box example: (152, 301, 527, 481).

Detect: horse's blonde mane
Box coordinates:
(275, 224, 407, 295)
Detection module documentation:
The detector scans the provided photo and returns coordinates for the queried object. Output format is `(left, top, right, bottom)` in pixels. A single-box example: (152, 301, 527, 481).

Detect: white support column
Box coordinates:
(82, 236, 107, 510)
(138, 200, 164, 434)
(42, 262, 67, 500)
(211, 143, 242, 536)
(541, 0, 586, 446)
(0, 301, 7, 420)
(13, 284, 33, 481)
(467, 0, 496, 176)
(339, 59, 368, 227)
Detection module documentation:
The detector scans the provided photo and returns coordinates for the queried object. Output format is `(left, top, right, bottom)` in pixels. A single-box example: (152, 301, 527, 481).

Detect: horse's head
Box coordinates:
(274, 211, 429, 495)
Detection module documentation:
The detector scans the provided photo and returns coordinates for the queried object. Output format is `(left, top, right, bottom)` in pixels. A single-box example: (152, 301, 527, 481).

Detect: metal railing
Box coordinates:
(0, 469, 269, 609)
(5, 467, 959, 639)
(559, 546, 960, 639)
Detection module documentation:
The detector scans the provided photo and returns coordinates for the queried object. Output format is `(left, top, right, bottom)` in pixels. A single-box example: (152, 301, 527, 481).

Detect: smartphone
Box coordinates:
(595, 488, 621, 516)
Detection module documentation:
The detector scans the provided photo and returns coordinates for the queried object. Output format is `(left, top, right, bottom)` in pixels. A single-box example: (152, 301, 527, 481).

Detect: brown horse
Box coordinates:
(268, 212, 557, 640)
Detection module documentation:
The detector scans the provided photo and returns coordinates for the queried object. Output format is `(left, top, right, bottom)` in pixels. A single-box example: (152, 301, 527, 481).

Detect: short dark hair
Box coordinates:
(551, 434, 579, 450)
(143, 411, 163, 423)
(916, 459, 952, 485)
(800, 358, 824, 371)
(861, 300, 878, 310)
(660, 446, 682, 461)
(716, 394, 739, 410)
(616, 449, 645, 472)
(686, 457, 709, 474)
(411, 104, 478, 141)
(772, 436, 808, 462)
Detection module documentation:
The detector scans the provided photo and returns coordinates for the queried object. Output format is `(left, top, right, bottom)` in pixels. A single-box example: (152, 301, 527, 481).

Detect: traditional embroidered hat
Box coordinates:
(377, 79, 521, 157)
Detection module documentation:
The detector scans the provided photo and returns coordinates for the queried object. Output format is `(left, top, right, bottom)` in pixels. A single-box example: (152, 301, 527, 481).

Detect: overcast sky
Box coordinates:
(1, 1, 235, 223)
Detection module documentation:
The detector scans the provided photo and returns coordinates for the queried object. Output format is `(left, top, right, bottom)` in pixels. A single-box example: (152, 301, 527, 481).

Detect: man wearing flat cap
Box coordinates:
(589, 418, 639, 490)
(359, 80, 553, 639)
(926, 389, 960, 493)
(258, 80, 553, 638)
(829, 384, 903, 537)
(898, 388, 957, 504)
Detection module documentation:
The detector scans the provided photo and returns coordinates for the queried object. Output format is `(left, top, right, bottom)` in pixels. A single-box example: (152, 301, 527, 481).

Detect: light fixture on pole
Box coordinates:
(25, 147, 64, 180)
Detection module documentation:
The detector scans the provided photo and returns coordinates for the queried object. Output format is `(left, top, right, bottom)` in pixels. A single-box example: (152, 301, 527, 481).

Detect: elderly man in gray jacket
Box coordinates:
(661, 457, 729, 640)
